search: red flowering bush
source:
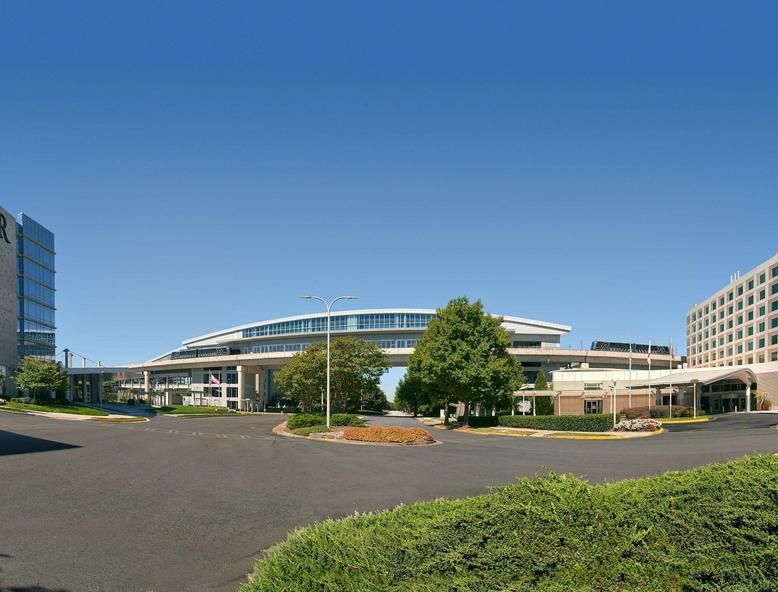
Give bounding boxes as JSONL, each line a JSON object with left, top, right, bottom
{"left": 342, "top": 426, "right": 434, "bottom": 444}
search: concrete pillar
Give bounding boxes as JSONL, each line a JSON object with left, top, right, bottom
{"left": 143, "top": 371, "right": 150, "bottom": 402}
{"left": 746, "top": 383, "right": 751, "bottom": 412}
{"left": 256, "top": 368, "right": 264, "bottom": 410}
{"left": 237, "top": 365, "right": 245, "bottom": 410}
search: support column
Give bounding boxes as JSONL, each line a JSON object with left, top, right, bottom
{"left": 143, "top": 371, "right": 150, "bottom": 403}
{"left": 237, "top": 365, "right": 245, "bottom": 410}
{"left": 746, "top": 383, "right": 751, "bottom": 412}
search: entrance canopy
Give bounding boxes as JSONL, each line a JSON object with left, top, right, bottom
{"left": 629, "top": 367, "right": 757, "bottom": 389}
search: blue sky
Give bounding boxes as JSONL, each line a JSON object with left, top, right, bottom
{"left": 2, "top": 2, "right": 777, "bottom": 395}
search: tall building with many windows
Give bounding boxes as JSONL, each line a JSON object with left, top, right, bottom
{"left": 687, "top": 251, "right": 778, "bottom": 368}
{"left": 16, "top": 214, "right": 56, "bottom": 361}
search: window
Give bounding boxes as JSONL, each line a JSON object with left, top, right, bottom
{"left": 584, "top": 399, "right": 603, "bottom": 414}
{"left": 583, "top": 383, "right": 603, "bottom": 391}
{"left": 760, "top": 273, "right": 767, "bottom": 284}
{"left": 748, "top": 279, "right": 754, "bottom": 290}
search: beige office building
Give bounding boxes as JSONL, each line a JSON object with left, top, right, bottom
{"left": 687, "top": 251, "right": 778, "bottom": 369}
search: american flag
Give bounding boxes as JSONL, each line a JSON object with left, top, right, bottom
{"left": 209, "top": 373, "right": 220, "bottom": 385}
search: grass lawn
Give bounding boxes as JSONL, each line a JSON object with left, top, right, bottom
{"left": 154, "top": 404, "right": 243, "bottom": 415}
{"left": 6, "top": 401, "right": 109, "bottom": 416}
{"left": 240, "top": 455, "right": 778, "bottom": 592}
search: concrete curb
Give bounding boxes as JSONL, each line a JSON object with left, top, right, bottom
{"left": 273, "top": 421, "right": 440, "bottom": 447}
{"left": 456, "top": 426, "right": 665, "bottom": 440}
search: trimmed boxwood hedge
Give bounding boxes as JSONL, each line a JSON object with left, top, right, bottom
{"left": 287, "top": 413, "right": 365, "bottom": 430}
{"left": 464, "top": 415, "right": 499, "bottom": 428}
{"left": 240, "top": 455, "right": 778, "bottom": 592}
{"left": 498, "top": 413, "right": 613, "bottom": 432}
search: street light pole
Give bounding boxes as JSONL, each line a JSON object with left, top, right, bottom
{"left": 300, "top": 294, "right": 359, "bottom": 428}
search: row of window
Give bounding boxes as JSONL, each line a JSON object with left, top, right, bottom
{"left": 18, "top": 300, "right": 55, "bottom": 327}
{"left": 242, "top": 313, "right": 434, "bottom": 338}
{"left": 18, "top": 214, "right": 55, "bottom": 251}
{"left": 689, "top": 315, "right": 778, "bottom": 349}
{"left": 17, "top": 237, "right": 55, "bottom": 269}
{"left": 250, "top": 338, "right": 420, "bottom": 354}
{"left": 18, "top": 278, "right": 55, "bottom": 307}
{"left": 688, "top": 290, "right": 778, "bottom": 333}
{"left": 690, "top": 350, "right": 778, "bottom": 367}
{"left": 18, "top": 258, "right": 55, "bottom": 288}
{"left": 689, "top": 265, "right": 778, "bottom": 324}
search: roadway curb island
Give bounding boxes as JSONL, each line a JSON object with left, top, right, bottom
{"left": 0, "top": 407, "right": 149, "bottom": 422}
{"left": 272, "top": 421, "right": 440, "bottom": 446}
{"left": 443, "top": 424, "right": 665, "bottom": 440}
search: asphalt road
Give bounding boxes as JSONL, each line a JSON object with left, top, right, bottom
{"left": 1, "top": 411, "right": 776, "bottom": 592}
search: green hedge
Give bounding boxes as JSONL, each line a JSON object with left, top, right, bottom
{"left": 240, "top": 455, "right": 778, "bottom": 592}
{"left": 623, "top": 405, "right": 693, "bottom": 419}
{"left": 463, "top": 415, "right": 499, "bottom": 428}
{"left": 287, "top": 413, "right": 365, "bottom": 430}
{"left": 498, "top": 413, "right": 613, "bottom": 432}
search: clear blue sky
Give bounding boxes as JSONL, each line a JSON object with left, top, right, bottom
{"left": 2, "top": 2, "right": 777, "bottom": 395}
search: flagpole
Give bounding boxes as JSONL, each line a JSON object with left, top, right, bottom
{"left": 670, "top": 337, "right": 673, "bottom": 419}
{"left": 647, "top": 340, "right": 652, "bottom": 412}
{"left": 628, "top": 343, "right": 633, "bottom": 409}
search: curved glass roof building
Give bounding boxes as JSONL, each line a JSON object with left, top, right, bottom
{"left": 121, "top": 308, "right": 671, "bottom": 411}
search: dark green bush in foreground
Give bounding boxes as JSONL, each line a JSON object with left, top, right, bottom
{"left": 463, "top": 415, "right": 498, "bottom": 428}
{"left": 499, "top": 413, "right": 613, "bottom": 432}
{"left": 240, "top": 455, "right": 778, "bottom": 592}
{"left": 287, "top": 413, "right": 365, "bottom": 430}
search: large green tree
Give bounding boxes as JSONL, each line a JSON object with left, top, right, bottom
{"left": 275, "top": 337, "right": 388, "bottom": 412}
{"left": 16, "top": 358, "right": 69, "bottom": 399}
{"left": 408, "top": 297, "right": 525, "bottom": 425}
{"left": 394, "top": 373, "right": 431, "bottom": 417}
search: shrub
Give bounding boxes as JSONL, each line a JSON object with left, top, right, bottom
{"left": 465, "top": 415, "right": 498, "bottom": 428}
{"left": 622, "top": 405, "right": 692, "bottom": 419}
{"left": 341, "top": 426, "right": 434, "bottom": 444}
{"left": 293, "top": 425, "right": 330, "bottom": 437}
{"left": 287, "top": 413, "right": 364, "bottom": 430}
{"left": 126, "top": 398, "right": 135, "bottom": 405}
{"left": 11, "top": 397, "right": 34, "bottom": 404}
{"left": 612, "top": 418, "right": 662, "bottom": 432}
{"left": 330, "top": 413, "right": 365, "bottom": 427}
{"left": 286, "top": 413, "right": 324, "bottom": 430}
{"left": 240, "top": 455, "right": 778, "bottom": 592}
{"left": 498, "top": 414, "right": 613, "bottom": 432}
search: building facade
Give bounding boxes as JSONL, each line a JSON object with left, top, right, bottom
{"left": 119, "top": 309, "right": 674, "bottom": 410}
{"left": 17, "top": 214, "right": 56, "bottom": 361}
{"left": 0, "top": 207, "right": 18, "bottom": 395}
{"left": 0, "top": 207, "right": 56, "bottom": 396}
{"left": 687, "top": 251, "right": 778, "bottom": 369}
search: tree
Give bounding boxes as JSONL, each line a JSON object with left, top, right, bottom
{"left": 394, "top": 373, "right": 430, "bottom": 417}
{"left": 275, "top": 337, "right": 388, "bottom": 413}
{"left": 16, "top": 358, "right": 69, "bottom": 399}
{"left": 532, "top": 370, "right": 554, "bottom": 415}
{"left": 360, "top": 384, "right": 389, "bottom": 412}
{"left": 408, "top": 297, "right": 525, "bottom": 426}
{"left": 274, "top": 346, "right": 325, "bottom": 412}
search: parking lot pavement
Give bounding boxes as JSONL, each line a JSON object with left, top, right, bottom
{"left": 1, "top": 411, "right": 776, "bottom": 592}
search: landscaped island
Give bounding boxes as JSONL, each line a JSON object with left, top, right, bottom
{"left": 240, "top": 455, "right": 777, "bottom": 591}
